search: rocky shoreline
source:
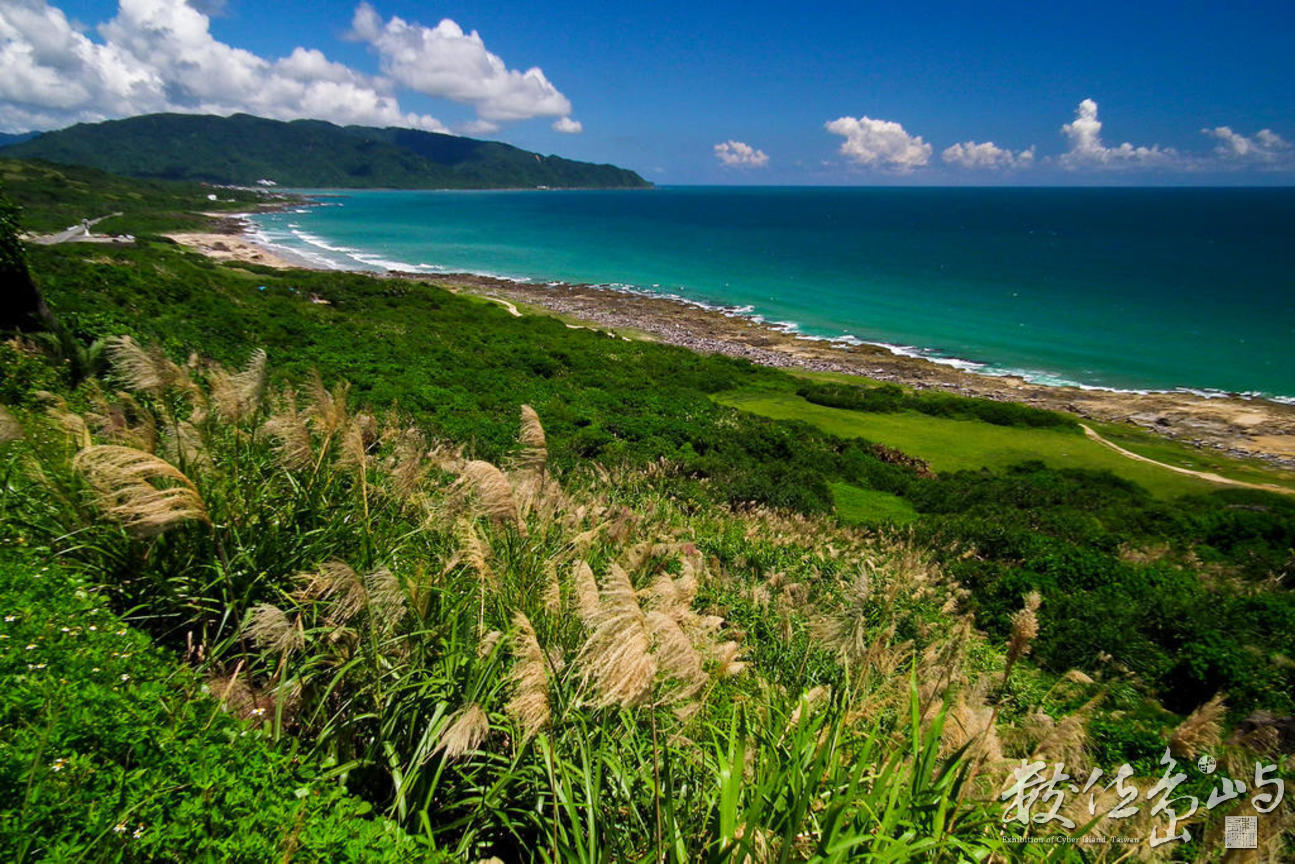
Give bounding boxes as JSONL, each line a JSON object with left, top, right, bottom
{"left": 430, "top": 275, "right": 1295, "bottom": 469}
{"left": 167, "top": 223, "right": 1295, "bottom": 470}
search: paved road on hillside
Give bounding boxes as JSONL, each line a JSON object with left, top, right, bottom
{"left": 27, "top": 212, "right": 123, "bottom": 245}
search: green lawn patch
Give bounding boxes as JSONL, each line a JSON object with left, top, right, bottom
{"left": 829, "top": 483, "right": 918, "bottom": 525}
{"left": 715, "top": 388, "right": 1215, "bottom": 498}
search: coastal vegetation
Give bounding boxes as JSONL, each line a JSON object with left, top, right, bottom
{"left": 0, "top": 157, "right": 261, "bottom": 236}
{"left": 1, "top": 165, "right": 1292, "bottom": 860}
{"left": 795, "top": 380, "right": 1080, "bottom": 431}
{"left": 716, "top": 388, "right": 1220, "bottom": 498}
{"left": 1, "top": 114, "right": 652, "bottom": 190}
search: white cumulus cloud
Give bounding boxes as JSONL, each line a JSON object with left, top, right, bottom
{"left": 0, "top": 0, "right": 448, "bottom": 133}
{"left": 941, "top": 140, "right": 1034, "bottom": 169}
{"left": 824, "top": 115, "right": 931, "bottom": 171}
{"left": 348, "top": 2, "right": 576, "bottom": 129}
{"left": 1059, "top": 98, "right": 1176, "bottom": 168}
{"left": 1201, "top": 126, "right": 1291, "bottom": 165}
{"left": 459, "top": 119, "right": 500, "bottom": 135}
{"left": 552, "top": 116, "right": 582, "bottom": 134}
{"left": 714, "top": 139, "right": 768, "bottom": 167}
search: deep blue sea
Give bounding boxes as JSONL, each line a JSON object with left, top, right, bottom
{"left": 247, "top": 187, "right": 1295, "bottom": 400}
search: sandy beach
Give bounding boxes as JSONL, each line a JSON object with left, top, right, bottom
{"left": 164, "top": 221, "right": 1295, "bottom": 468}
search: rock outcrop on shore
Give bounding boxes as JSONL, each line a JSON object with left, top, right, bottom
{"left": 159, "top": 228, "right": 1295, "bottom": 469}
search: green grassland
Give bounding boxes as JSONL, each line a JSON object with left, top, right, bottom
{"left": 715, "top": 388, "right": 1214, "bottom": 498}
{"left": 782, "top": 370, "right": 1295, "bottom": 493}
{"left": 828, "top": 483, "right": 918, "bottom": 525}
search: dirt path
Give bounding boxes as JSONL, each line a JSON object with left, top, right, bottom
{"left": 482, "top": 296, "right": 522, "bottom": 317}
{"left": 1079, "top": 424, "right": 1293, "bottom": 495}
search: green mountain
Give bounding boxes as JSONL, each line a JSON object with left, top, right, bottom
{"left": 0, "top": 113, "right": 651, "bottom": 189}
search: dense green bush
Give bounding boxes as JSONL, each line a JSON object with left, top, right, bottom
{"left": 25, "top": 241, "right": 914, "bottom": 516}
{"left": 16, "top": 237, "right": 1295, "bottom": 725}
{"left": 912, "top": 463, "right": 1295, "bottom": 714}
{"left": 0, "top": 549, "right": 437, "bottom": 862}
{"left": 796, "top": 381, "right": 1080, "bottom": 430}
{"left": 0, "top": 352, "right": 1041, "bottom": 862}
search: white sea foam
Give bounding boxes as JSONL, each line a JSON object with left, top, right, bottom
{"left": 246, "top": 228, "right": 338, "bottom": 269}
{"left": 290, "top": 229, "right": 361, "bottom": 255}
{"left": 242, "top": 208, "right": 1295, "bottom": 405}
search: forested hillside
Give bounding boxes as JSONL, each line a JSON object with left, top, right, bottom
{"left": 1, "top": 113, "right": 651, "bottom": 189}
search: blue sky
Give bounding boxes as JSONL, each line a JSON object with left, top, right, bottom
{"left": 4, "top": 0, "right": 1294, "bottom": 183}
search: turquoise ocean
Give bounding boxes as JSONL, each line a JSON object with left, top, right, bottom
{"left": 247, "top": 187, "right": 1295, "bottom": 401}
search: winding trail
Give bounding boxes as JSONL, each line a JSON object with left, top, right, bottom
{"left": 482, "top": 296, "right": 522, "bottom": 317}
{"left": 1079, "top": 424, "right": 1293, "bottom": 496}
{"left": 27, "top": 212, "right": 123, "bottom": 245}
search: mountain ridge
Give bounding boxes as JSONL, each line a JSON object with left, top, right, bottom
{"left": 0, "top": 113, "right": 651, "bottom": 190}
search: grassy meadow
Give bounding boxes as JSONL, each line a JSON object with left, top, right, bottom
{"left": 1, "top": 163, "right": 1292, "bottom": 861}
{"left": 716, "top": 388, "right": 1220, "bottom": 499}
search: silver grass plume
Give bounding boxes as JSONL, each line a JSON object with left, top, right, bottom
{"left": 477, "top": 629, "right": 503, "bottom": 658}
{"left": 646, "top": 610, "right": 705, "bottom": 700}
{"left": 295, "top": 560, "right": 367, "bottom": 625}
{"left": 456, "top": 519, "right": 497, "bottom": 589}
{"left": 573, "top": 559, "right": 599, "bottom": 624}
{"left": 85, "top": 388, "right": 156, "bottom": 451}
{"left": 506, "top": 612, "right": 550, "bottom": 739}
{"left": 385, "top": 426, "right": 428, "bottom": 501}
{"left": 672, "top": 569, "right": 698, "bottom": 609}
{"left": 1170, "top": 692, "right": 1226, "bottom": 758}
{"left": 262, "top": 391, "right": 314, "bottom": 470}
{"left": 578, "top": 563, "right": 657, "bottom": 708}
{"left": 106, "top": 336, "right": 186, "bottom": 396}
{"left": 44, "top": 396, "right": 92, "bottom": 449}
{"left": 812, "top": 572, "right": 873, "bottom": 666}
{"left": 436, "top": 702, "right": 490, "bottom": 759}
{"left": 541, "top": 562, "right": 562, "bottom": 614}
{"left": 1030, "top": 694, "right": 1101, "bottom": 769}
{"left": 210, "top": 348, "right": 268, "bottom": 423}
{"left": 517, "top": 404, "right": 547, "bottom": 473}
{"left": 305, "top": 370, "right": 350, "bottom": 435}
{"left": 364, "top": 566, "right": 406, "bottom": 630}
{"left": 787, "top": 685, "right": 831, "bottom": 730}
{"left": 73, "top": 445, "right": 209, "bottom": 537}
{"left": 168, "top": 420, "right": 208, "bottom": 469}
{"left": 0, "top": 405, "right": 23, "bottom": 442}
{"left": 712, "top": 640, "right": 747, "bottom": 677}
{"left": 457, "top": 460, "right": 522, "bottom": 530}
{"left": 243, "top": 604, "right": 303, "bottom": 656}
{"left": 340, "top": 415, "right": 376, "bottom": 472}
{"left": 1004, "top": 590, "right": 1042, "bottom": 684}
{"left": 645, "top": 572, "right": 681, "bottom": 611}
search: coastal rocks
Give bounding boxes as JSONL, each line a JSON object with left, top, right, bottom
{"left": 170, "top": 230, "right": 1295, "bottom": 470}
{"left": 458, "top": 273, "right": 1295, "bottom": 468}
{"left": 1129, "top": 412, "right": 1171, "bottom": 428}
{"left": 869, "top": 444, "right": 935, "bottom": 478}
